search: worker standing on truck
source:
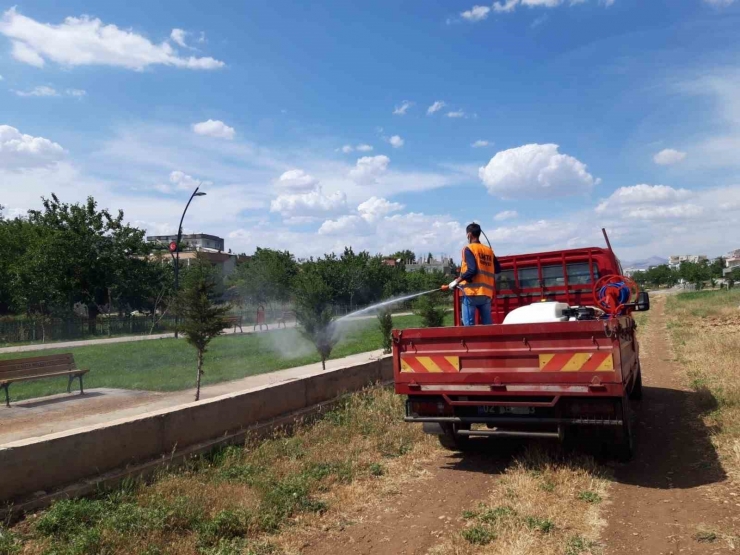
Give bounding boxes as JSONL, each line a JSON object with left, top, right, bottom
{"left": 448, "top": 223, "right": 500, "bottom": 326}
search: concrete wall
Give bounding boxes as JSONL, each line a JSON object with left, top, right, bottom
{"left": 0, "top": 357, "right": 391, "bottom": 504}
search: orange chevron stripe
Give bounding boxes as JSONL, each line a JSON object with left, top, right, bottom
{"left": 539, "top": 352, "right": 614, "bottom": 372}
{"left": 400, "top": 355, "right": 460, "bottom": 373}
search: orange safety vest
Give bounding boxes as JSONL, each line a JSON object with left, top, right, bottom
{"left": 460, "top": 242, "right": 496, "bottom": 298}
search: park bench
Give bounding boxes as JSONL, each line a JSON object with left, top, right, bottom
{"left": 0, "top": 353, "right": 88, "bottom": 407}
{"left": 276, "top": 311, "right": 295, "bottom": 329}
{"left": 224, "top": 315, "right": 244, "bottom": 333}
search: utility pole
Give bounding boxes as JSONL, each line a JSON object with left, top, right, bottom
{"left": 171, "top": 186, "right": 207, "bottom": 338}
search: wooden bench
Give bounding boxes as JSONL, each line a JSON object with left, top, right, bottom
{"left": 276, "top": 310, "right": 295, "bottom": 329}
{"left": 0, "top": 354, "right": 88, "bottom": 407}
{"left": 224, "top": 315, "right": 244, "bottom": 333}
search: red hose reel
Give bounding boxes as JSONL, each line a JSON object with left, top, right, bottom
{"left": 593, "top": 275, "right": 639, "bottom": 317}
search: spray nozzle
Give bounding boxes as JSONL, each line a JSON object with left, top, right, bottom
{"left": 440, "top": 285, "right": 450, "bottom": 291}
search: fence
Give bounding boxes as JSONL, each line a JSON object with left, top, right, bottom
{"left": 0, "top": 315, "right": 178, "bottom": 345}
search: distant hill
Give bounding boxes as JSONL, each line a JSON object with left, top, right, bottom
{"left": 622, "top": 256, "right": 668, "bottom": 270}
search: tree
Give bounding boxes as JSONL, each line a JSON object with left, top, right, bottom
{"left": 710, "top": 257, "right": 726, "bottom": 279}
{"left": 178, "top": 258, "right": 230, "bottom": 401}
{"left": 377, "top": 309, "right": 393, "bottom": 354}
{"left": 229, "top": 248, "right": 298, "bottom": 307}
{"left": 292, "top": 271, "right": 337, "bottom": 370}
{"left": 414, "top": 293, "right": 445, "bottom": 328}
{"left": 390, "top": 250, "right": 416, "bottom": 264}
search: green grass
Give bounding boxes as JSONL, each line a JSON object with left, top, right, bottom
{"left": 0, "top": 314, "right": 453, "bottom": 401}
{"left": 667, "top": 288, "right": 740, "bottom": 318}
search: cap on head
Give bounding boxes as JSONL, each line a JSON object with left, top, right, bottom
{"left": 466, "top": 223, "right": 482, "bottom": 239}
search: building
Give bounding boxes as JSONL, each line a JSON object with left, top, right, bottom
{"left": 668, "top": 254, "right": 707, "bottom": 269}
{"left": 147, "top": 234, "right": 225, "bottom": 252}
{"left": 405, "top": 256, "right": 456, "bottom": 276}
{"left": 147, "top": 234, "right": 245, "bottom": 284}
{"left": 724, "top": 249, "right": 740, "bottom": 276}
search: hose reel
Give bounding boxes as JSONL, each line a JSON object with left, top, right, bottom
{"left": 593, "top": 275, "right": 639, "bottom": 317}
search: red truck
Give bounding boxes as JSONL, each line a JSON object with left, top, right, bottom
{"left": 393, "top": 235, "right": 649, "bottom": 459}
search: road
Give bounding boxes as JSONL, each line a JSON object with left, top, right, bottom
{"left": 300, "top": 296, "right": 738, "bottom": 554}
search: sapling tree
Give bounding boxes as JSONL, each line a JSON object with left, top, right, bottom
{"left": 178, "top": 259, "right": 230, "bottom": 401}
{"left": 293, "top": 271, "right": 337, "bottom": 370}
{"left": 414, "top": 292, "right": 445, "bottom": 328}
{"left": 377, "top": 309, "right": 393, "bottom": 354}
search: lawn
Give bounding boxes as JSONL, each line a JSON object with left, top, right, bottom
{"left": 0, "top": 314, "right": 453, "bottom": 402}
{"left": 666, "top": 288, "right": 740, "bottom": 482}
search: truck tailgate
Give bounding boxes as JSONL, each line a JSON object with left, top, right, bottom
{"left": 393, "top": 318, "right": 637, "bottom": 396}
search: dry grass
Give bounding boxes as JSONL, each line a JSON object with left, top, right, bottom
{"left": 666, "top": 289, "right": 740, "bottom": 481}
{"left": 426, "top": 449, "right": 609, "bottom": 555}
{"left": 5, "top": 386, "right": 439, "bottom": 555}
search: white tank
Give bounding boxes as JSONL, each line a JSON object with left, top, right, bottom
{"left": 503, "top": 302, "right": 570, "bottom": 325}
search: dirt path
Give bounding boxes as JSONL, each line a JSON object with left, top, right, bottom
{"left": 301, "top": 452, "right": 503, "bottom": 555}
{"left": 301, "top": 296, "right": 739, "bottom": 555}
{"left": 602, "top": 295, "right": 738, "bottom": 554}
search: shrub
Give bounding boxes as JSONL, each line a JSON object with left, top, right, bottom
{"left": 377, "top": 309, "right": 393, "bottom": 354}
{"left": 413, "top": 293, "right": 445, "bottom": 328}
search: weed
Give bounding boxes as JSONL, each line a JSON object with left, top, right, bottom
{"left": 577, "top": 491, "right": 602, "bottom": 504}
{"left": 525, "top": 516, "right": 555, "bottom": 533}
{"left": 0, "top": 526, "right": 20, "bottom": 555}
{"left": 35, "top": 499, "right": 108, "bottom": 540}
{"left": 565, "top": 535, "right": 594, "bottom": 555}
{"left": 479, "top": 505, "right": 516, "bottom": 524}
{"left": 369, "top": 463, "right": 385, "bottom": 477}
{"left": 461, "top": 524, "right": 495, "bottom": 545}
{"left": 461, "top": 510, "right": 478, "bottom": 519}
{"left": 258, "top": 476, "right": 327, "bottom": 532}
{"left": 198, "top": 509, "right": 251, "bottom": 547}
{"left": 694, "top": 530, "right": 717, "bottom": 543}
{"left": 539, "top": 479, "right": 556, "bottom": 492}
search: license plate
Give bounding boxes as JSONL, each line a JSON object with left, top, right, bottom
{"left": 477, "top": 406, "right": 535, "bottom": 415}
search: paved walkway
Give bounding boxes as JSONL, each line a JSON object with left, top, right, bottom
{"left": 0, "top": 349, "right": 386, "bottom": 445}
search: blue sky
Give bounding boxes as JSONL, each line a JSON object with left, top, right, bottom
{"left": 1, "top": 0, "right": 739, "bottom": 262}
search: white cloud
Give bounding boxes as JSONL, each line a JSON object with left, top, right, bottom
{"left": 427, "top": 101, "right": 446, "bottom": 114}
{"left": 472, "top": 140, "right": 491, "bottom": 148}
{"left": 357, "top": 196, "right": 404, "bottom": 221}
{"left": 170, "top": 28, "right": 188, "bottom": 48}
{"left": 595, "top": 184, "right": 692, "bottom": 213}
{"left": 389, "top": 135, "right": 404, "bottom": 149}
{"left": 0, "top": 74, "right": 3, "bottom": 80}
{"left": 155, "top": 170, "right": 212, "bottom": 194}
{"left": 14, "top": 86, "right": 87, "bottom": 98}
{"left": 0, "top": 125, "right": 65, "bottom": 170}
{"left": 393, "top": 101, "right": 413, "bottom": 115}
{"left": 0, "top": 8, "right": 225, "bottom": 70}
{"left": 192, "top": 119, "right": 235, "bottom": 139}
{"left": 447, "top": 110, "right": 466, "bottom": 118}
{"left": 349, "top": 155, "right": 390, "bottom": 185}
{"left": 338, "top": 144, "right": 373, "bottom": 154}
{"left": 653, "top": 148, "right": 687, "bottom": 165}
{"left": 623, "top": 204, "right": 705, "bottom": 220}
{"left": 15, "top": 85, "right": 58, "bottom": 97}
{"left": 703, "top": 0, "right": 735, "bottom": 6}
{"left": 270, "top": 187, "right": 347, "bottom": 217}
{"left": 489, "top": 0, "right": 612, "bottom": 13}
{"left": 275, "top": 169, "right": 319, "bottom": 192}
{"left": 479, "top": 143, "right": 599, "bottom": 198}
{"left": 461, "top": 6, "right": 491, "bottom": 21}
{"left": 494, "top": 210, "right": 518, "bottom": 221}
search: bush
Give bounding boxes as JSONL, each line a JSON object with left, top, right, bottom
{"left": 377, "top": 309, "right": 393, "bottom": 353}
{"left": 413, "top": 293, "right": 445, "bottom": 328}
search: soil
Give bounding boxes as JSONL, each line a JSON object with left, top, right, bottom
{"left": 601, "top": 295, "right": 739, "bottom": 554}
{"left": 301, "top": 296, "right": 740, "bottom": 554}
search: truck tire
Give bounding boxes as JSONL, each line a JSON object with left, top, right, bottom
{"left": 615, "top": 399, "right": 634, "bottom": 462}
{"left": 438, "top": 423, "right": 472, "bottom": 452}
{"left": 630, "top": 365, "right": 643, "bottom": 401}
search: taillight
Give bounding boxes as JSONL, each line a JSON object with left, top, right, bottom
{"left": 409, "top": 400, "right": 453, "bottom": 417}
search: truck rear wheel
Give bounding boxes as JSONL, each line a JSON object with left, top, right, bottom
{"left": 438, "top": 423, "right": 472, "bottom": 451}
{"left": 630, "top": 365, "right": 643, "bottom": 401}
{"left": 614, "top": 400, "right": 634, "bottom": 461}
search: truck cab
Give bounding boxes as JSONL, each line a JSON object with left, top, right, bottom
{"left": 393, "top": 244, "right": 647, "bottom": 459}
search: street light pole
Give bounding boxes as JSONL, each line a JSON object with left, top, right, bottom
{"left": 172, "top": 186, "right": 207, "bottom": 338}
